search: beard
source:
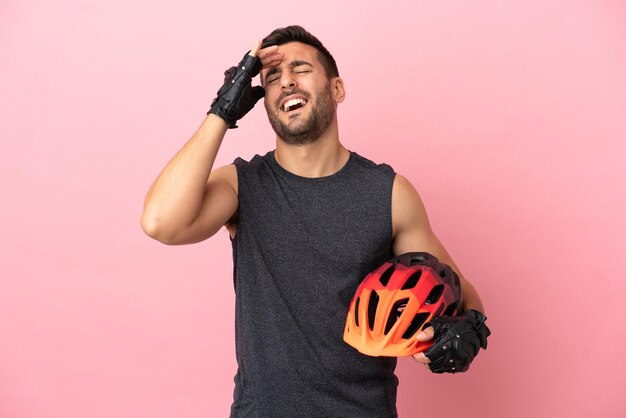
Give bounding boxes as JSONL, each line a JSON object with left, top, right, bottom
{"left": 265, "top": 85, "right": 335, "bottom": 146}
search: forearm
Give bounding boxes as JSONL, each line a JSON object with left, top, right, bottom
{"left": 459, "top": 276, "right": 484, "bottom": 313}
{"left": 409, "top": 235, "right": 485, "bottom": 314}
{"left": 141, "top": 114, "right": 228, "bottom": 237}
{"left": 434, "top": 254, "right": 484, "bottom": 314}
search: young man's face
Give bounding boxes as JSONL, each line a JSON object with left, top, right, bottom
{"left": 261, "top": 42, "right": 338, "bottom": 145}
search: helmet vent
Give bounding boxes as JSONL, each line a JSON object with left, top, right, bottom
{"left": 425, "top": 284, "right": 445, "bottom": 304}
{"left": 384, "top": 298, "right": 409, "bottom": 335}
{"left": 354, "top": 297, "right": 361, "bottom": 327}
{"left": 379, "top": 265, "right": 395, "bottom": 286}
{"left": 439, "top": 268, "right": 447, "bottom": 278}
{"left": 401, "top": 270, "right": 422, "bottom": 290}
{"left": 401, "top": 312, "right": 430, "bottom": 339}
{"left": 433, "top": 303, "right": 445, "bottom": 318}
{"left": 410, "top": 254, "right": 428, "bottom": 265}
{"left": 367, "top": 291, "right": 380, "bottom": 331}
{"left": 443, "top": 301, "right": 458, "bottom": 316}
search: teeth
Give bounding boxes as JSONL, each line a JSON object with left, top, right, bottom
{"left": 283, "top": 98, "right": 307, "bottom": 112}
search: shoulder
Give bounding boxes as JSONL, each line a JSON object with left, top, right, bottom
{"left": 347, "top": 152, "right": 396, "bottom": 194}
{"left": 390, "top": 172, "right": 445, "bottom": 256}
{"left": 231, "top": 151, "right": 274, "bottom": 177}
{"left": 350, "top": 151, "right": 396, "bottom": 176}
{"left": 210, "top": 149, "right": 277, "bottom": 196}
{"left": 392, "top": 173, "right": 419, "bottom": 198}
{"left": 224, "top": 151, "right": 276, "bottom": 199}
{"left": 392, "top": 173, "right": 430, "bottom": 234}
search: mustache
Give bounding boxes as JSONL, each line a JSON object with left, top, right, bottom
{"left": 275, "top": 89, "right": 310, "bottom": 108}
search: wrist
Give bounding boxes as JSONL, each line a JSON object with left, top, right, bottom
{"left": 464, "top": 308, "right": 484, "bottom": 315}
{"left": 205, "top": 107, "right": 237, "bottom": 130}
{"left": 204, "top": 113, "right": 230, "bottom": 130}
{"left": 465, "top": 309, "right": 490, "bottom": 350}
{"left": 465, "top": 309, "right": 487, "bottom": 323}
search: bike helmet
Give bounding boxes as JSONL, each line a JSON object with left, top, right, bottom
{"left": 343, "top": 252, "right": 462, "bottom": 357}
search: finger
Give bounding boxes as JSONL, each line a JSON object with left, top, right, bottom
{"left": 412, "top": 352, "right": 432, "bottom": 364}
{"left": 260, "top": 54, "right": 281, "bottom": 64}
{"left": 258, "top": 46, "right": 284, "bottom": 68}
{"left": 249, "top": 41, "right": 262, "bottom": 57}
{"left": 262, "top": 58, "right": 283, "bottom": 70}
{"left": 416, "top": 327, "right": 435, "bottom": 342}
{"left": 260, "top": 54, "right": 283, "bottom": 68}
{"left": 257, "top": 44, "right": 278, "bottom": 59}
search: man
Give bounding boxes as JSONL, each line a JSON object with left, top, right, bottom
{"left": 142, "top": 25, "right": 489, "bottom": 418}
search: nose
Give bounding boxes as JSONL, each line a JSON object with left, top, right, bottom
{"left": 280, "top": 72, "right": 297, "bottom": 90}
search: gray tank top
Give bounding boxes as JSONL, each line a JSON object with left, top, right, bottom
{"left": 230, "top": 150, "right": 398, "bottom": 418}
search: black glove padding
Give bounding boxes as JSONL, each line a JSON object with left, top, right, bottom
{"left": 424, "top": 309, "right": 491, "bottom": 374}
{"left": 208, "top": 53, "right": 264, "bottom": 128}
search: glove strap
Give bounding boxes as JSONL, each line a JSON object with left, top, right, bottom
{"left": 465, "top": 309, "right": 490, "bottom": 349}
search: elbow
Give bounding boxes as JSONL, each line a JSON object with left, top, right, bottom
{"left": 140, "top": 213, "right": 177, "bottom": 245}
{"left": 140, "top": 214, "right": 158, "bottom": 238}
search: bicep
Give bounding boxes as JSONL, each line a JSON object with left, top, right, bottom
{"left": 391, "top": 174, "right": 461, "bottom": 274}
{"left": 391, "top": 174, "right": 485, "bottom": 311}
{"left": 169, "top": 164, "right": 238, "bottom": 245}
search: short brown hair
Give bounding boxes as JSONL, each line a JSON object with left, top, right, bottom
{"left": 261, "top": 25, "right": 339, "bottom": 78}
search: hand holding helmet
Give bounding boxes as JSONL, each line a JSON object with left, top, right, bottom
{"left": 343, "top": 252, "right": 462, "bottom": 357}
{"left": 344, "top": 251, "right": 490, "bottom": 373}
{"left": 417, "top": 309, "right": 491, "bottom": 373}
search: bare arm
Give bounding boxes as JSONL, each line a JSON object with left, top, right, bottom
{"left": 392, "top": 175, "right": 489, "bottom": 366}
{"left": 140, "top": 114, "right": 236, "bottom": 244}
{"left": 140, "top": 43, "right": 284, "bottom": 245}
{"left": 391, "top": 174, "right": 484, "bottom": 313}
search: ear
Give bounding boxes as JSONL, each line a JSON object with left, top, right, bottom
{"left": 331, "top": 77, "right": 345, "bottom": 103}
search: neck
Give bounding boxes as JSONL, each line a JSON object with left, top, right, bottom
{"left": 274, "top": 121, "right": 349, "bottom": 178}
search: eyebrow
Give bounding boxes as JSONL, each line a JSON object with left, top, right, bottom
{"left": 265, "top": 60, "right": 313, "bottom": 79}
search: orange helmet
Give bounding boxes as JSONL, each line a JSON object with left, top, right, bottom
{"left": 343, "top": 252, "right": 462, "bottom": 357}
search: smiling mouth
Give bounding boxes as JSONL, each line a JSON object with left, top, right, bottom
{"left": 282, "top": 98, "right": 308, "bottom": 113}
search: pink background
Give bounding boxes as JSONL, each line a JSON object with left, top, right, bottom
{"left": 1, "top": 1, "right": 625, "bottom": 417}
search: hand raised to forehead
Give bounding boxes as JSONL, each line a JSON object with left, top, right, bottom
{"left": 249, "top": 41, "right": 284, "bottom": 70}
{"left": 207, "top": 42, "right": 271, "bottom": 128}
